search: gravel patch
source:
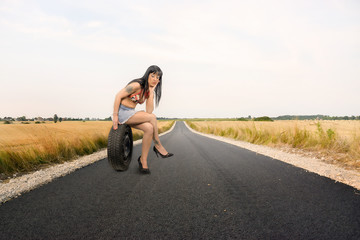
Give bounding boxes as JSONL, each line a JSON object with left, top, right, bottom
{"left": 184, "top": 122, "right": 360, "bottom": 191}
{"left": 0, "top": 122, "right": 177, "bottom": 204}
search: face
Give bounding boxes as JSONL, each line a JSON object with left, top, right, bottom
{"left": 148, "top": 72, "right": 161, "bottom": 87}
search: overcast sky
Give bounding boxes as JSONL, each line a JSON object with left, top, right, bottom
{"left": 1, "top": 0, "right": 359, "bottom": 119}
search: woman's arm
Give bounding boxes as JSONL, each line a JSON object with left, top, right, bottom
{"left": 145, "top": 82, "right": 159, "bottom": 114}
{"left": 145, "top": 91, "right": 155, "bottom": 114}
{"left": 112, "top": 82, "right": 140, "bottom": 129}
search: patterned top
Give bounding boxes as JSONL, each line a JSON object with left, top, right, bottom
{"left": 129, "top": 89, "right": 149, "bottom": 104}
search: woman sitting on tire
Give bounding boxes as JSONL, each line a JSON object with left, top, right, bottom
{"left": 112, "top": 65, "right": 173, "bottom": 174}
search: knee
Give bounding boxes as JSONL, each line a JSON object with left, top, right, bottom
{"left": 149, "top": 113, "right": 157, "bottom": 122}
{"left": 143, "top": 123, "right": 154, "bottom": 135}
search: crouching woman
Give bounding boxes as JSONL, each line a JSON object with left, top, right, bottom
{"left": 112, "top": 65, "right": 173, "bottom": 174}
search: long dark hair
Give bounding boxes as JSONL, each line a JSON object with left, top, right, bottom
{"left": 128, "top": 65, "right": 163, "bottom": 107}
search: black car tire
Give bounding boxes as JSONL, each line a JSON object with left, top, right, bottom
{"left": 107, "top": 124, "right": 133, "bottom": 171}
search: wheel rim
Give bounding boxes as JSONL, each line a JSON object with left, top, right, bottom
{"left": 123, "top": 133, "right": 131, "bottom": 159}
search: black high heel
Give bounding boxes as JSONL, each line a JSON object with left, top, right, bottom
{"left": 138, "top": 156, "right": 150, "bottom": 174}
{"left": 153, "top": 146, "right": 174, "bottom": 158}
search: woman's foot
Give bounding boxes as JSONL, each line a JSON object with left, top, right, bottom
{"left": 138, "top": 156, "right": 150, "bottom": 174}
{"left": 154, "top": 145, "right": 168, "bottom": 156}
{"left": 138, "top": 156, "right": 149, "bottom": 168}
{"left": 153, "top": 146, "right": 174, "bottom": 158}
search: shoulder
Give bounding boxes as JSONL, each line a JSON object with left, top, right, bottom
{"left": 125, "top": 82, "right": 141, "bottom": 94}
{"left": 127, "top": 81, "right": 141, "bottom": 89}
{"left": 128, "top": 79, "right": 144, "bottom": 88}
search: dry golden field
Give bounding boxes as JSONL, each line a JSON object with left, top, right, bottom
{"left": 0, "top": 121, "right": 174, "bottom": 176}
{"left": 187, "top": 120, "right": 360, "bottom": 170}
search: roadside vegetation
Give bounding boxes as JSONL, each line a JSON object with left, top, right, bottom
{"left": 0, "top": 121, "right": 174, "bottom": 177}
{"left": 187, "top": 120, "right": 360, "bottom": 170}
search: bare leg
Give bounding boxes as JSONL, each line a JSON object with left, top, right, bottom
{"left": 129, "top": 122, "right": 153, "bottom": 169}
{"left": 126, "top": 112, "right": 169, "bottom": 155}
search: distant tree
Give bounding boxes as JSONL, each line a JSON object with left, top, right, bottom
{"left": 54, "top": 114, "right": 58, "bottom": 123}
{"left": 17, "top": 116, "right": 27, "bottom": 121}
{"left": 236, "top": 117, "right": 248, "bottom": 121}
{"left": 254, "top": 116, "right": 274, "bottom": 122}
{"left": 59, "top": 117, "right": 62, "bottom": 122}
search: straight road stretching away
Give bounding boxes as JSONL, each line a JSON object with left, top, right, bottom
{"left": 1, "top": 121, "right": 359, "bottom": 239}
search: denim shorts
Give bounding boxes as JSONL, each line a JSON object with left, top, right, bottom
{"left": 118, "top": 105, "right": 136, "bottom": 124}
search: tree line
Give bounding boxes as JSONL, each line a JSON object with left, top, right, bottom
{"left": 1, "top": 115, "right": 112, "bottom": 123}
{"left": 2, "top": 114, "right": 359, "bottom": 123}
{"left": 272, "top": 115, "right": 360, "bottom": 120}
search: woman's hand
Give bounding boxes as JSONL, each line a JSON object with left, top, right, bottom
{"left": 112, "top": 115, "right": 121, "bottom": 130}
{"left": 149, "top": 81, "right": 159, "bottom": 93}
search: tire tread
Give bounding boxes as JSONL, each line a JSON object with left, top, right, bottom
{"left": 107, "top": 124, "right": 133, "bottom": 171}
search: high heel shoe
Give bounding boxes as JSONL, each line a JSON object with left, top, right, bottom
{"left": 138, "top": 156, "right": 150, "bottom": 174}
{"left": 153, "top": 146, "right": 174, "bottom": 158}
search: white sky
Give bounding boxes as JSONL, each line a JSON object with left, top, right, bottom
{"left": 1, "top": 0, "right": 359, "bottom": 119}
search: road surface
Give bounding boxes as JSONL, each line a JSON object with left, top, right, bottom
{"left": 1, "top": 121, "right": 359, "bottom": 239}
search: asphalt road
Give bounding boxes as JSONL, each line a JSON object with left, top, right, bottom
{"left": 1, "top": 121, "right": 360, "bottom": 239}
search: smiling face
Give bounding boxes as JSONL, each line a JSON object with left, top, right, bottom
{"left": 148, "top": 72, "right": 161, "bottom": 87}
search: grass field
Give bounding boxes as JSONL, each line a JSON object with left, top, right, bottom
{"left": 187, "top": 120, "right": 360, "bottom": 170}
{"left": 0, "top": 121, "right": 174, "bottom": 176}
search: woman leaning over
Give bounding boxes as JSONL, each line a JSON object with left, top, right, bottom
{"left": 112, "top": 65, "right": 173, "bottom": 174}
